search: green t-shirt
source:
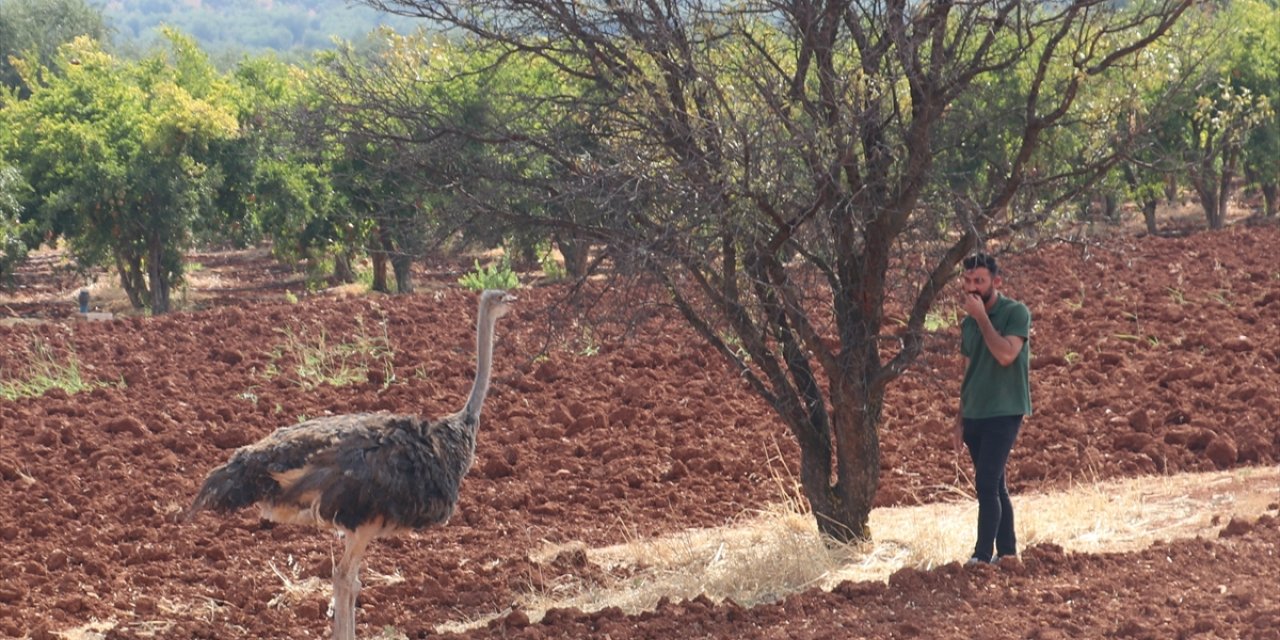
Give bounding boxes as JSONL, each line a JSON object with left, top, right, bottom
{"left": 960, "top": 294, "right": 1032, "bottom": 419}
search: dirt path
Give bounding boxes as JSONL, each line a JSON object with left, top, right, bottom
{"left": 2, "top": 225, "right": 1280, "bottom": 639}
{"left": 421, "top": 466, "right": 1280, "bottom": 635}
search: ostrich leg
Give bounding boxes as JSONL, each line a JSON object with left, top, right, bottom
{"left": 333, "top": 526, "right": 376, "bottom": 640}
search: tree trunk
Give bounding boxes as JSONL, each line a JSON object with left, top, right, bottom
{"left": 790, "top": 368, "right": 883, "bottom": 544}
{"left": 370, "top": 224, "right": 391, "bottom": 293}
{"left": 115, "top": 254, "right": 146, "bottom": 310}
{"left": 148, "top": 237, "right": 170, "bottom": 315}
{"left": 391, "top": 253, "right": 414, "bottom": 294}
{"left": 1164, "top": 175, "right": 1179, "bottom": 205}
{"left": 513, "top": 239, "right": 540, "bottom": 271}
{"left": 332, "top": 252, "right": 356, "bottom": 283}
{"left": 371, "top": 250, "right": 388, "bottom": 292}
{"left": 1120, "top": 164, "right": 1159, "bottom": 234}
{"left": 1103, "top": 193, "right": 1119, "bottom": 222}
{"left": 1196, "top": 184, "right": 1222, "bottom": 229}
{"left": 1142, "top": 198, "right": 1159, "bottom": 234}
{"left": 1214, "top": 154, "right": 1237, "bottom": 229}
{"left": 1198, "top": 147, "right": 1242, "bottom": 230}
{"left": 824, "top": 396, "right": 882, "bottom": 542}
{"left": 1261, "top": 183, "right": 1278, "bottom": 218}
{"left": 555, "top": 233, "right": 591, "bottom": 278}
{"left": 1191, "top": 165, "right": 1227, "bottom": 230}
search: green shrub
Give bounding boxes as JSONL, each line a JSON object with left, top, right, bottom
{"left": 263, "top": 317, "right": 396, "bottom": 389}
{"left": 458, "top": 257, "right": 519, "bottom": 291}
{"left": 539, "top": 242, "right": 567, "bottom": 282}
{"left": 0, "top": 338, "right": 106, "bottom": 400}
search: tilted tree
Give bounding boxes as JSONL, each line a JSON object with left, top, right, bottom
{"left": 361, "top": 0, "right": 1192, "bottom": 541}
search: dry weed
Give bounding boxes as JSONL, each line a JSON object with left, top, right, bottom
{"left": 436, "top": 465, "right": 1280, "bottom": 634}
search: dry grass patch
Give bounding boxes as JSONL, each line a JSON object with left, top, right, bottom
{"left": 268, "top": 556, "right": 330, "bottom": 610}
{"left": 437, "top": 466, "right": 1280, "bottom": 634}
{"left": 155, "top": 595, "right": 229, "bottom": 624}
{"left": 55, "top": 619, "right": 116, "bottom": 640}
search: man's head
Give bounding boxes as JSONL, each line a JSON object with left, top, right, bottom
{"left": 962, "top": 253, "right": 1000, "bottom": 305}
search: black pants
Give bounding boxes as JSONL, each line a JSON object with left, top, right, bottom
{"left": 962, "top": 414, "right": 1023, "bottom": 562}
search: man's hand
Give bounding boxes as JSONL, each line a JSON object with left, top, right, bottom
{"left": 961, "top": 292, "right": 1024, "bottom": 367}
{"left": 961, "top": 292, "right": 986, "bottom": 319}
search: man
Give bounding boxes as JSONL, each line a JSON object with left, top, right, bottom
{"left": 955, "top": 252, "right": 1032, "bottom": 565}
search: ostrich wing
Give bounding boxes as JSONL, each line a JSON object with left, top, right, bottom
{"left": 273, "top": 415, "right": 469, "bottom": 531}
{"left": 189, "top": 412, "right": 466, "bottom": 530}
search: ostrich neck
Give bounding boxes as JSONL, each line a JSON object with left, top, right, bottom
{"left": 462, "top": 306, "right": 497, "bottom": 423}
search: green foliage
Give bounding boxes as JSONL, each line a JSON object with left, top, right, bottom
{"left": 1113, "top": 2, "right": 1278, "bottom": 229}
{"left": 0, "top": 337, "right": 106, "bottom": 400}
{"left": 1188, "top": 80, "right": 1272, "bottom": 226}
{"left": 263, "top": 317, "right": 396, "bottom": 389}
{"left": 0, "top": 0, "right": 109, "bottom": 93}
{"left": 0, "top": 31, "right": 242, "bottom": 313}
{"left": 538, "top": 242, "right": 567, "bottom": 282}
{"left": 1230, "top": 0, "right": 1280, "bottom": 209}
{"left": 923, "top": 309, "right": 959, "bottom": 332}
{"left": 457, "top": 257, "right": 519, "bottom": 291}
{"left": 0, "top": 165, "right": 35, "bottom": 280}
{"left": 226, "top": 54, "right": 347, "bottom": 261}
{"left": 305, "top": 32, "right": 517, "bottom": 294}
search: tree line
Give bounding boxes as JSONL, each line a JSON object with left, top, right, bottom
{"left": 2, "top": 0, "right": 1278, "bottom": 541}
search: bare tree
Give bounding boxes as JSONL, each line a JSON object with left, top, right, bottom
{"left": 358, "top": 0, "right": 1192, "bottom": 541}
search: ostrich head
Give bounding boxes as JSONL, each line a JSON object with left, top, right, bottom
{"left": 482, "top": 289, "right": 517, "bottom": 319}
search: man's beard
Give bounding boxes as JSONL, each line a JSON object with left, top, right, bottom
{"left": 969, "top": 287, "right": 994, "bottom": 304}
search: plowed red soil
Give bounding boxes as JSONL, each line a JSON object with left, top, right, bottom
{"left": 3, "top": 225, "right": 1280, "bottom": 639}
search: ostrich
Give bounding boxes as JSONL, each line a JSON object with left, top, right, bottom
{"left": 187, "top": 289, "right": 516, "bottom": 640}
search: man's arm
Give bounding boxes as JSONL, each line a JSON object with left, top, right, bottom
{"left": 960, "top": 293, "right": 1025, "bottom": 367}
{"left": 970, "top": 311, "right": 1025, "bottom": 367}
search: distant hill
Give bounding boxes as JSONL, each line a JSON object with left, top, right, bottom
{"left": 101, "top": 0, "right": 424, "bottom": 59}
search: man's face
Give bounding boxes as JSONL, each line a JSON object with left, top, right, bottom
{"left": 963, "top": 268, "right": 998, "bottom": 305}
